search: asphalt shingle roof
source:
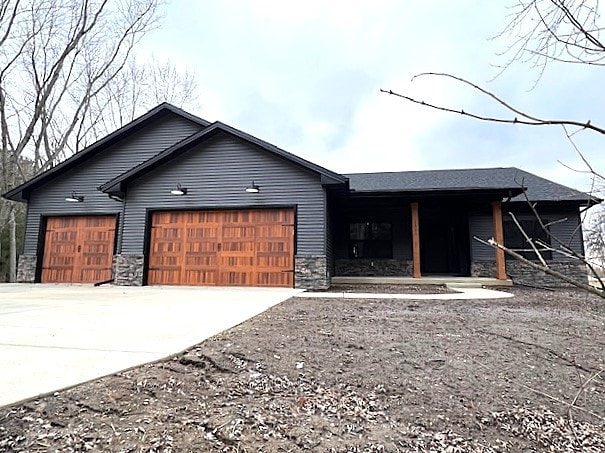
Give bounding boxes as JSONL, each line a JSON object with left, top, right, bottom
{"left": 345, "top": 167, "right": 596, "bottom": 203}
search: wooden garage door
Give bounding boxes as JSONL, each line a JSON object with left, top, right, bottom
{"left": 148, "top": 209, "right": 294, "bottom": 287}
{"left": 42, "top": 216, "right": 117, "bottom": 283}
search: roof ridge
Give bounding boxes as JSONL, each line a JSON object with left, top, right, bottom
{"left": 344, "top": 166, "right": 516, "bottom": 176}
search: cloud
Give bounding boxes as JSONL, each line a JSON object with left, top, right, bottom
{"left": 138, "top": 1, "right": 602, "bottom": 194}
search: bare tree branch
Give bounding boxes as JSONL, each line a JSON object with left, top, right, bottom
{"left": 380, "top": 73, "right": 605, "bottom": 135}
{"left": 475, "top": 236, "right": 604, "bottom": 298}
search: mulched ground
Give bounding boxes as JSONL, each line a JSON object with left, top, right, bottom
{"left": 0, "top": 287, "right": 604, "bottom": 452}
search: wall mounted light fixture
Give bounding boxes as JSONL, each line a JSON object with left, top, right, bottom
{"left": 65, "top": 192, "right": 84, "bottom": 202}
{"left": 170, "top": 184, "right": 187, "bottom": 196}
{"left": 245, "top": 181, "right": 260, "bottom": 193}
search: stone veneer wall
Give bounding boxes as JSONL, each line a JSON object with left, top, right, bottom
{"left": 113, "top": 254, "right": 144, "bottom": 286}
{"left": 472, "top": 260, "right": 587, "bottom": 287}
{"left": 295, "top": 255, "right": 328, "bottom": 290}
{"left": 470, "top": 261, "right": 497, "bottom": 279}
{"left": 506, "top": 261, "right": 587, "bottom": 287}
{"left": 335, "top": 259, "right": 413, "bottom": 277}
{"left": 16, "top": 255, "right": 37, "bottom": 282}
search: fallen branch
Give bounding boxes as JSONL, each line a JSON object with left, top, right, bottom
{"left": 568, "top": 370, "right": 604, "bottom": 420}
{"left": 477, "top": 329, "right": 597, "bottom": 373}
{"left": 472, "top": 359, "right": 605, "bottom": 421}
{"left": 474, "top": 236, "right": 605, "bottom": 299}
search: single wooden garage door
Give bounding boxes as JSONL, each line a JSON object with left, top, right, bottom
{"left": 41, "top": 216, "right": 117, "bottom": 283}
{"left": 148, "top": 209, "right": 294, "bottom": 287}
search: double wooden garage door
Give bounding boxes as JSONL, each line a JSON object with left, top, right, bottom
{"left": 42, "top": 216, "right": 116, "bottom": 283}
{"left": 148, "top": 208, "right": 295, "bottom": 287}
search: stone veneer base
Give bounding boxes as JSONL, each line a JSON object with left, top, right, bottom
{"left": 113, "top": 254, "right": 145, "bottom": 286}
{"left": 472, "top": 260, "right": 587, "bottom": 287}
{"left": 335, "top": 259, "right": 413, "bottom": 277}
{"left": 16, "top": 255, "right": 37, "bottom": 283}
{"left": 295, "top": 255, "right": 329, "bottom": 290}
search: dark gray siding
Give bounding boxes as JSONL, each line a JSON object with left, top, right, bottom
{"left": 508, "top": 210, "right": 583, "bottom": 262}
{"left": 23, "top": 114, "right": 202, "bottom": 254}
{"left": 120, "top": 133, "right": 327, "bottom": 255}
{"left": 469, "top": 206, "right": 584, "bottom": 263}
{"left": 469, "top": 214, "right": 494, "bottom": 261}
{"left": 550, "top": 212, "right": 584, "bottom": 259}
{"left": 325, "top": 197, "right": 333, "bottom": 276}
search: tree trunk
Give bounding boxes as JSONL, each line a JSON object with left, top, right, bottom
{"left": 9, "top": 207, "right": 16, "bottom": 282}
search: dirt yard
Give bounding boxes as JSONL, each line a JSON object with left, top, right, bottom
{"left": 0, "top": 287, "right": 604, "bottom": 452}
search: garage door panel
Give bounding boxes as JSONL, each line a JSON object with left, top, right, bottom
{"left": 148, "top": 269, "right": 182, "bottom": 285}
{"left": 257, "top": 254, "right": 291, "bottom": 268}
{"left": 42, "top": 268, "right": 75, "bottom": 283}
{"left": 220, "top": 270, "right": 252, "bottom": 286}
{"left": 148, "top": 208, "right": 294, "bottom": 287}
{"left": 183, "top": 270, "right": 218, "bottom": 285}
{"left": 80, "top": 268, "right": 110, "bottom": 283}
{"left": 256, "top": 271, "right": 292, "bottom": 287}
{"left": 220, "top": 255, "right": 254, "bottom": 267}
{"left": 184, "top": 253, "right": 218, "bottom": 266}
{"left": 42, "top": 215, "right": 116, "bottom": 284}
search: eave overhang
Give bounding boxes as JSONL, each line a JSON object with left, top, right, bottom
{"left": 347, "top": 186, "right": 525, "bottom": 200}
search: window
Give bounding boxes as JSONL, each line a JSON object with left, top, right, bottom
{"left": 503, "top": 219, "right": 552, "bottom": 260}
{"left": 349, "top": 222, "right": 392, "bottom": 258}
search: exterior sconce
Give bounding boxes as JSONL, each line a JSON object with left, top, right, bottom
{"left": 65, "top": 192, "right": 84, "bottom": 202}
{"left": 170, "top": 184, "right": 187, "bottom": 196}
{"left": 245, "top": 181, "right": 260, "bottom": 193}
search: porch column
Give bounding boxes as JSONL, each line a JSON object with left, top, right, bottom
{"left": 411, "top": 202, "right": 421, "bottom": 278}
{"left": 491, "top": 200, "right": 507, "bottom": 280}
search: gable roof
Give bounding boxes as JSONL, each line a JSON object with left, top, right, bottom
{"left": 2, "top": 103, "right": 210, "bottom": 202}
{"left": 346, "top": 167, "right": 599, "bottom": 204}
{"left": 99, "top": 121, "right": 347, "bottom": 195}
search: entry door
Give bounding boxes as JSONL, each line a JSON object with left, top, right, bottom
{"left": 148, "top": 209, "right": 294, "bottom": 287}
{"left": 420, "top": 206, "right": 470, "bottom": 276}
{"left": 42, "top": 216, "right": 117, "bottom": 283}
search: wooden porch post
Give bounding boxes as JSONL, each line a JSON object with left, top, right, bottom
{"left": 491, "top": 200, "right": 507, "bottom": 280}
{"left": 411, "top": 202, "right": 421, "bottom": 278}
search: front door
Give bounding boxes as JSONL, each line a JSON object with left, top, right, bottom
{"left": 420, "top": 205, "right": 470, "bottom": 276}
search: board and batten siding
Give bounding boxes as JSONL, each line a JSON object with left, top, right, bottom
{"left": 469, "top": 207, "right": 584, "bottom": 263}
{"left": 22, "top": 114, "right": 203, "bottom": 255}
{"left": 120, "top": 133, "right": 328, "bottom": 256}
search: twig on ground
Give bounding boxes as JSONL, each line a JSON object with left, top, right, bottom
{"left": 567, "top": 370, "right": 604, "bottom": 420}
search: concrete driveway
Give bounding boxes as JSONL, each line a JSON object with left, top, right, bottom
{"left": 0, "top": 284, "right": 302, "bottom": 407}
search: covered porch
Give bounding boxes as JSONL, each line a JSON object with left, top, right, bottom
{"left": 328, "top": 189, "right": 517, "bottom": 282}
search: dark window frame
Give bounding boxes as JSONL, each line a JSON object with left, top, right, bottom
{"left": 503, "top": 218, "right": 552, "bottom": 261}
{"left": 349, "top": 221, "right": 393, "bottom": 259}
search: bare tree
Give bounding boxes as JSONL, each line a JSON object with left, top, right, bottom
{"left": 585, "top": 205, "right": 605, "bottom": 278}
{"left": 0, "top": 0, "right": 163, "bottom": 282}
{"left": 89, "top": 56, "right": 200, "bottom": 137}
{"left": 496, "top": 0, "right": 605, "bottom": 83}
{"left": 381, "top": 0, "right": 605, "bottom": 295}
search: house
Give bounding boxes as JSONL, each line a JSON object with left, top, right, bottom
{"left": 3, "top": 103, "right": 598, "bottom": 289}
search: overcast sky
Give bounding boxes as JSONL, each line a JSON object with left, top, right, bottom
{"left": 139, "top": 0, "right": 605, "bottom": 193}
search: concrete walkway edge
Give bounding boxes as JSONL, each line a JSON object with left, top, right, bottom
{"left": 297, "top": 285, "right": 514, "bottom": 300}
